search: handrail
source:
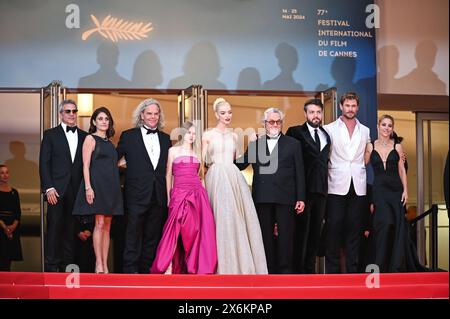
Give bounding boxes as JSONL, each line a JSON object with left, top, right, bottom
{"left": 410, "top": 204, "right": 438, "bottom": 226}
{"left": 409, "top": 204, "right": 439, "bottom": 269}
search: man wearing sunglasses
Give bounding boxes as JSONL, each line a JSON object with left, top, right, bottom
{"left": 236, "top": 108, "right": 305, "bottom": 274}
{"left": 39, "top": 99, "right": 87, "bottom": 272}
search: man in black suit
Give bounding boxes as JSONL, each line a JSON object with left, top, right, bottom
{"left": 236, "top": 108, "right": 305, "bottom": 274}
{"left": 117, "top": 98, "right": 171, "bottom": 274}
{"left": 286, "top": 99, "right": 331, "bottom": 273}
{"left": 39, "top": 99, "right": 87, "bottom": 272}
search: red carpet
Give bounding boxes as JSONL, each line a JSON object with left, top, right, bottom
{"left": 0, "top": 272, "right": 447, "bottom": 299}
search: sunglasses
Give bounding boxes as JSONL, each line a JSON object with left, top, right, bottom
{"left": 63, "top": 109, "right": 78, "bottom": 114}
{"left": 265, "top": 120, "right": 282, "bottom": 125}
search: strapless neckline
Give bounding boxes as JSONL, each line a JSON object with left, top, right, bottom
{"left": 173, "top": 155, "right": 200, "bottom": 163}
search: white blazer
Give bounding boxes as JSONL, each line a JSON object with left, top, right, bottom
{"left": 324, "top": 118, "right": 370, "bottom": 196}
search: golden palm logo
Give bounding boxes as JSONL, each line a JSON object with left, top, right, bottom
{"left": 82, "top": 15, "right": 153, "bottom": 42}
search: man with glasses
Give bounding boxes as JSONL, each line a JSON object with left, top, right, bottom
{"left": 236, "top": 108, "right": 305, "bottom": 274}
{"left": 39, "top": 99, "right": 87, "bottom": 272}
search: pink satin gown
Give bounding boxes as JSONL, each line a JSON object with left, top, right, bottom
{"left": 150, "top": 156, "right": 217, "bottom": 274}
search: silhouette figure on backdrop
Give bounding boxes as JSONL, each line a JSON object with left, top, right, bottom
{"left": 78, "top": 42, "right": 131, "bottom": 88}
{"left": 236, "top": 67, "right": 262, "bottom": 90}
{"left": 377, "top": 45, "right": 403, "bottom": 93}
{"left": 397, "top": 40, "right": 447, "bottom": 95}
{"left": 168, "top": 42, "right": 226, "bottom": 89}
{"left": 131, "top": 50, "right": 163, "bottom": 89}
{"left": 4, "top": 141, "right": 39, "bottom": 190}
{"left": 263, "top": 43, "right": 303, "bottom": 91}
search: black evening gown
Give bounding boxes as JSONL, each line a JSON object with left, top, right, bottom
{"left": 370, "top": 141, "right": 426, "bottom": 272}
{"left": 73, "top": 135, "right": 124, "bottom": 216}
{"left": 0, "top": 188, "right": 23, "bottom": 261}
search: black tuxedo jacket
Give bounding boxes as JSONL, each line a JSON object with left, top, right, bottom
{"left": 235, "top": 134, "right": 305, "bottom": 205}
{"left": 39, "top": 124, "right": 87, "bottom": 198}
{"left": 116, "top": 127, "right": 171, "bottom": 206}
{"left": 286, "top": 123, "right": 330, "bottom": 195}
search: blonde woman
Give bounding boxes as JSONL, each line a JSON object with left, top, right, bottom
{"left": 202, "top": 98, "right": 267, "bottom": 274}
{"left": 151, "top": 121, "right": 217, "bottom": 274}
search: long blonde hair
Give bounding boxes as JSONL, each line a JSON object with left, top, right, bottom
{"left": 179, "top": 121, "right": 205, "bottom": 180}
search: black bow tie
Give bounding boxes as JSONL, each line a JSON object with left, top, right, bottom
{"left": 145, "top": 127, "right": 158, "bottom": 135}
{"left": 266, "top": 134, "right": 280, "bottom": 140}
{"left": 66, "top": 126, "right": 77, "bottom": 133}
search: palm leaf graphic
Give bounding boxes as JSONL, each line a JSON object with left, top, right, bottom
{"left": 82, "top": 14, "right": 153, "bottom": 42}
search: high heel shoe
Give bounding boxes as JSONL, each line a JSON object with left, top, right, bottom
{"left": 95, "top": 262, "right": 104, "bottom": 274}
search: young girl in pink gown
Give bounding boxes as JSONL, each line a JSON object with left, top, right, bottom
{"left": 150, "top": 121, "right": 217, "bottom": 274}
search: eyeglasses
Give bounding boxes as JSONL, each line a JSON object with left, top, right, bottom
{"left": 63, "top": 109, "right": 78, "bottom": 114}
{"left": 265, "top": 120, "right": 282, "bottom": 126}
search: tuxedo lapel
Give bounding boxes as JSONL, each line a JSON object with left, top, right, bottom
{"left": 136, "top": 128, "right": 154, "bottom": 169}
{"left": 320, "top": 126, "right": 331, "bottom": 146}
{"left": 318, "top": 126, "right": 331, "bottom": 155}
{"left": 56, "top": 125, "right": 72, "bottom": 162}
{"left": 74, "top": 128, "right": 84, "bottom": 162}
{"left": 269, "top": 134, "right": 284, "bottom": 161}
{"left": 154, "top": 132, "right": 166, "bottom": 171}
{"left": 301, "top": 124, "right": 318, "bottom": 152}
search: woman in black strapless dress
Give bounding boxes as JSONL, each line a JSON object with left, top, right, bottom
{"left": 73, "top": 107, "right": 123, "bottom": 274}
{"left": 364, "top": 115, "right": 426, "bottom": 272}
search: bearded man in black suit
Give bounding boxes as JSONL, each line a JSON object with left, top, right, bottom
{"left": 286, "top": 98, "right": 331, "bottom": 273}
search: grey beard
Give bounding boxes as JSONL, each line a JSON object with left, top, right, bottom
{"left": 267, "top": 132, "right": 280, "bottom": 138}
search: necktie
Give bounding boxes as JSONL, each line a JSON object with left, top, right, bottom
{"left": 314, "top": 128, "right": 321, "bottom": 152}
{"left": 146, "top": 127, "right": 158, "bottom": 135}
{"left": 66, "top": 126, "right": 77, "bottom": 133}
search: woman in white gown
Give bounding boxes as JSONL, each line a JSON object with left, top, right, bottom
{"left": 202, "top": 97, "right": 267, "bottom": 274}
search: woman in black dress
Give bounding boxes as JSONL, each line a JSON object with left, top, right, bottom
{"left": 364, "top": 115, "right": 425, "bottom": 272}
{"left": 0, "top": 164, "right": 23, "bottom": 271}
{"left": 73, "top": 107, "right": 123, "bottom": 274}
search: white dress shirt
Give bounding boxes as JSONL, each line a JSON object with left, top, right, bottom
{"left": 267, "top": 134, "right": 281, "bottom": 154}
{"left": 323, "top": 118, "right": 370, "bottom": 196}
{"left": 141, "top": 126, "right": 160, "bottom": 169}
{"left": 306, "top": 123, "right": 328, "bottom": 151}
{"left": 61, "top": 122, "right": 78, "bottom": 163}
